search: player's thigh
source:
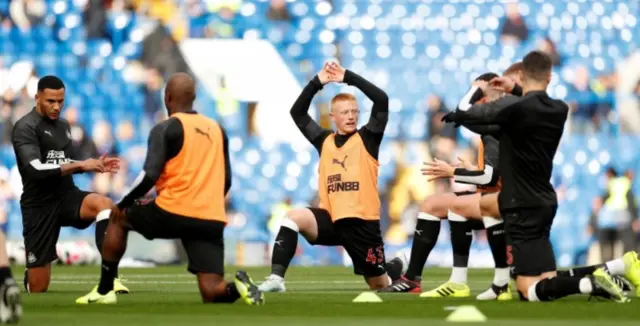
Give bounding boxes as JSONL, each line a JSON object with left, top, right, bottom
{"left": 306, "top": 208, "right": 341, "bottom": 246}
{"left": 503, "top": 207, "right": 557, "bottom": 278}
{"left": 58, "top": 189, "right": 106, "bottom": 229}
{"left": 420, "top": 192, "right": 460, "bottom": 217}
{"left": 22, "top": 206, "right": 61, "bottom": 269}
{"left": 125, "top": 201, "right": 179, "bottom": 239}
{"left": 181, "top": 225, "right": 225, "bottom": 276}
{"left": 335, "top": 218, "right": 386, "bottom": 279}
{"left": 450, "top": 193, "right": 482, "bottom": 220}
{"left": 480, "top": 192, "right": 501, "bottom": 219}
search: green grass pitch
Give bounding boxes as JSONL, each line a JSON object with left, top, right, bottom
{"left": 17, "top": 266, "right": 640, "bottom": 325}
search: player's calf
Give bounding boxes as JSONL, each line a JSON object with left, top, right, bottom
{"left": 24, "top": 265, "right": 51, "bottom": 293}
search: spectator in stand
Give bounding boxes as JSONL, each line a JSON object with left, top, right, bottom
{"left": 500, "top": 2, "right": 529, "bottom": 45}
{"left": 538, "top": 37, "right": 563, "bottom": 67}
{"left": 9, "top": 0, "right": 45, "bottom": 31}
{"left": 267, "top": 0, "right": 291, "bottom": 21}
{"left": 83, "top": 0, "right": 107, "bottom": 39}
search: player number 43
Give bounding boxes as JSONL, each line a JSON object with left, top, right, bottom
{"left": 366, "top": 246, "right": 384, "bottom": 265}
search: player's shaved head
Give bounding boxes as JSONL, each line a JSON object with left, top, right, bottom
{"left": 164, "top": 72, "right": 196, "bottom": 115}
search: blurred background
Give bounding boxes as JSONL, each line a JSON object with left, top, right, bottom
{"left": 0, "top": 0, "right": 638, "bottom": 270}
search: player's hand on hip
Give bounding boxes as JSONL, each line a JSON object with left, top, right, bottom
{"left": 325, "top": 62, "right": 346, "bottom": 83}
{"left": 421, "top": 158, "right": 455, "bottom": 181}
{"left": 109, "top": 205, "right": 126, "bottom": 224}
{"left": 489, "top": 76, "right": 515, "bottom": 93}
{"left": 80, "top": 158, "right": 105, "bottom": 173}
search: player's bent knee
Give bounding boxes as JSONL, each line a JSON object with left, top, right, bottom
{"left": 26, "top": 268, "right": 51, "bottom": 293}
{"left": 365, "top": 275, "right": 390, "bottom": 290}
{"left": 196, "top": 273, "right": 225, "bottom": 302}
{"left": 421, "top": 195, "right": 452, "bottom": 218}
{"left": 285, "top": 208, "right": 316, "bottom": 233}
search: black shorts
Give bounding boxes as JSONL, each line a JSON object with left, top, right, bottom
{"left": 126, "top": 200, "right": 225, "bottom": 275}
{"left": 22, "top": 188, "right": 93, "bottom": 268}
{"left": 502, "top": 206, "right": 557, "bottom": 276}
{"left": 308, "top": 208, "right": 386, "bottom": 277}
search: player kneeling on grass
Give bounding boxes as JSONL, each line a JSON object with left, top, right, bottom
{"left": 259, "top": 62, "right": 408, "bottom": 293}
{"left": 76, "top": 73, "right": 263, "bottom": 305}
{"left": 442, "top": 51, "right": 637, "bottom": 303}
{"left": 379, "top": 70, "right": 521, "bottom": 300}
{"left": 11, "top": 76, "right": 129, "bottom": 295}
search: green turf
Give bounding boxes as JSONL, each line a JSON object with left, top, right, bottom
{"left": 16, "top": 266, "right": 640, "bottom": 325}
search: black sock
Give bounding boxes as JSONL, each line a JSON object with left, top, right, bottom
{"left": 533, "top": 276, "right": 582, "bottom": 301}
{"left": 486, "top": 223, "right": 507, "bottom": 268}
{"left": 95, "top": 219, "right": 108, "bottom": 253}
{"left": 270, "top": 227, "right": 298, "bottom": 278}
{"left": 97, "top": 260, "right": 119, "bottom": 295}
{"left": 557, "top": 264, "right": 602, "bottom": 278}
{"left": 385, "top": 257, "right": 404, "bottom": 281}
{"left": 404, "top": 217, "right": 441, "bottom": 281}
{"left": 0, "top": 267, "right": 12, "bottom": 282}
{"left": 449, "top": 220, "right": 472, "bottom": 268}
{"left": 211, "top": 283, "right": 241, "bottom": 303}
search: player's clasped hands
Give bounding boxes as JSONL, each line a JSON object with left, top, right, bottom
{"left": 318, "top": 61, "right": 346, "bottom": 85}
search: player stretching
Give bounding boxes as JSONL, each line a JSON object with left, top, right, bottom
{"left": 379, "top": 70, "right": 519, "bottom": 298}
{"left": 76, "top": 73, "right": 263, "bottom": 305}
{"left": 11, "top": 76, "right": 129, "bottom": 294}
{"left": 444, "top": 51, "right": 638, "bottom": 303}
{"left": 465, "top": 76, "right": 640, "bottom": 296}
{"left": 259, "top": 62, "right": 407, "bottom": 292}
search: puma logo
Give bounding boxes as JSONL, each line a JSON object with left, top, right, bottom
{"left": 332, "top": 155, "right": 348, "bottom": 171}
{"left": 194, "top": 127, "right": 212, "bottom": 143}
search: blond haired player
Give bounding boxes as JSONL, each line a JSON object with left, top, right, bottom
{"left": 259, "top": 62, "right": 407, "bottom": 292}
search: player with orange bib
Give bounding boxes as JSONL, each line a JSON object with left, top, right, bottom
{"left": 76, "top": 73, "right": 264, "bottom": 305}
{"left": 259, "top": 62, "right": 408, "bottom": 292}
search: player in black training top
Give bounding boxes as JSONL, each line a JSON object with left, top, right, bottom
{"left": 11, "top": 76, "right": 129, "bottom": 294}
{"left": 259, "top": 62, "right": 408, "bottom": 292}
{"left": 444, "top": 51, "right": 633, "bottom": 303}
{"left": 378, "top": 68, "right": 521, "bottom": 299}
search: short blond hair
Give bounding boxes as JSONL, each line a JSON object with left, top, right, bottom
{"left": 331, "top": 93, "right": 356, "bottom": 108}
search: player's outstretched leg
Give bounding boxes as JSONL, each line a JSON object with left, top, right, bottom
{"left": 476, "top": 193, "right": 511, "bottom": 301}
{"left": 0, "top": 231, "right": 21, "bottom": 323}
{"left": 557, "top": 251, "right": 640, "bottom": 295}
{"left": 379, "top": 193, "right": 456, "bottom": 293}
{"left": 420, "top": 194, "right": 481, "bottom": 298}
{"left": 519, "top": 269, "right": 629, "bottom": 303}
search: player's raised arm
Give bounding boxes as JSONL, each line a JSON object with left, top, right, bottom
{"left": 11, "top": 121, "right": 87, "bottom": 178}
{"left": 456, "top": 85, "right": 501, "bottom": 136}
{"left": 445, "top": 93, "right": 520, "bottom": 127}
{"left": 290, "top": 65, "right": 333, "bottom": 153}
{"left": 453, "top": 138, "right": 499, "bottom": 186}
{"left": 116, "top": 118, "right": 180, "bottom": 209}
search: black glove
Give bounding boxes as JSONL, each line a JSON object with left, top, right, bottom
{"left": 441, "top": 111, "right": 457, "bottom": 123}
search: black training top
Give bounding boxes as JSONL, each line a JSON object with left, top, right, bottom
{"left": 12, "top": 108, "right": 77, "bottom": 207}
{"left": 452, "top": 90, "right": 568, "bottom": 210}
